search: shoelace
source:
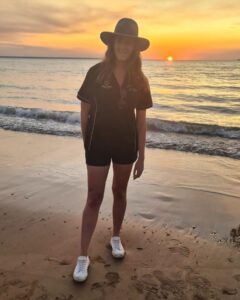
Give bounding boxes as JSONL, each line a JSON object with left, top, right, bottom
{"left": 78, "top": 259, "right": 88, "bottom": 272}
{"left": 112, "top": 239, "right": 122, "bottom": 250}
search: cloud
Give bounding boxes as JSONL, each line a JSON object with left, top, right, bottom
{"left": 0, "top": 2, "right": 87, "bottom": 36}
{"left": 0, "top": 0, "right": 239, "bottom": 59}
{"left": 0, "top": 42, "right": 99, "bottom": 57}
{"left": 0, "top": 0, "right": 136, "bottom": 38}
{"left": 134, "top": 0, "right": 240, "bottom": 25}
{"left": 1, "top": 0, "right": 239, "bottom": 38}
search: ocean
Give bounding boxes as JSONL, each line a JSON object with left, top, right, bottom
{"left": 0, "top": 57, "right": 239, "bottom": 159}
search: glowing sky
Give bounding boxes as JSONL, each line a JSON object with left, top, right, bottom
{"left": 0, "top": 0, "right": 239, "bottom": 60}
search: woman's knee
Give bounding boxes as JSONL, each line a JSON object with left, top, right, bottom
{"left": 112, "top": 185, "right": 127, "bottom": 199}
{"left": 87, "top": 187, "right": 104, "bottom": 208}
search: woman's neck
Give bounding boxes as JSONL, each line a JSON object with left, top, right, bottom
{"left": 114, "top": 59, "right": 128, "bottom": 71}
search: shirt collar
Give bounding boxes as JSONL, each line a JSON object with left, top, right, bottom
{"left": 111, "top": 70, "right": 130, "bottom": 90}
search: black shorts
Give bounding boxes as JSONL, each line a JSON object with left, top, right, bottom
{"left": 85, "top": 140, "right": 138, "bottom": 166}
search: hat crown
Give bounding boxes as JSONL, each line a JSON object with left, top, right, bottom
{"left": 114, "top": 18, "right": 138, "bottom": 37}
{"left": 99, "top": 17, "right": 150, "bottom": 51}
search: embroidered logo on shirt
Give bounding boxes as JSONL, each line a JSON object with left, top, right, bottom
{"left": 101, "top": 80, "right": 112, "bottom": 89}
{"left": 127, "top": 86, "right": 137, "bottom": 92}
{"left": 126, "top": 85, "right": 138, "bottom": 92}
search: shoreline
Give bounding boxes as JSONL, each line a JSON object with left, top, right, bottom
{"left": 0, "top": 128, "right": 240, "bottom": 298}
{"left": 0, "top": 128, "right": 240, "bottom": 240}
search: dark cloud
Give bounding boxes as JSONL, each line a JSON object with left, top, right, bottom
{"left": 0, "top": 42, "right": 99, "bottom": 57}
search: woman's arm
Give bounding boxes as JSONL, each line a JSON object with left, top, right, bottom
{"left": 136, "top": 109, "right": 147, "bottom": 160}
{"left": 80, "top": 101, "right": 91, "bottom": 143}
{"left": 133, "top": 109, "right": 147, "bottom": 179}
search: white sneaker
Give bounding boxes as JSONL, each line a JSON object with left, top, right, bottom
{"left": 73, "top": 256, "right": 90, "bottom": 282}
{"left": 110, "top": 236, "right": 125, "bottom": 258}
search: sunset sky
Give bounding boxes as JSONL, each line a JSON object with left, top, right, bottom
{"left": 0, "top": 0, "right": 239, "bottom": 60}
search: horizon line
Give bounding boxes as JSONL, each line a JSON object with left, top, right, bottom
{"left": 0, "top": 55, "right": 239, "bottom": 61}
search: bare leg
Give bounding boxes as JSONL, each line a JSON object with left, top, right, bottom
{"left": 112, "top": 163, "right": 134, "bottom": 236}
{"left": 80, "top": 164, "right": 110, "bottom": 256}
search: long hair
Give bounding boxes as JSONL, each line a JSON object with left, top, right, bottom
{"left": 96, "top": 36, "right": 149, "bottom": 92}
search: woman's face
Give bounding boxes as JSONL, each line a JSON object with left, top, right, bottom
{"left": 113, "top": 35, "right": 136, "bottom": 62}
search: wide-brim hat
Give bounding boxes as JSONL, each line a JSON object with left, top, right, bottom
{"left": 100, "top": 18, "right": 150, "bottom": 52}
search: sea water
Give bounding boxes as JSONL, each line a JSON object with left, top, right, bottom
{"left": 0, "top": 57, "right": 239, "bottom": 159}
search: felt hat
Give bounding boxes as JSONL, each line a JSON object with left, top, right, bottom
{"left": 100, "top": 18, "right": 150, "bottom": 51}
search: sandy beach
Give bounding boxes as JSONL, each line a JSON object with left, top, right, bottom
{"left": 0, "top": 128, "right": 240, "bottom": 299}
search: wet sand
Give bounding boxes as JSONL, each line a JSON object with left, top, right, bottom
{"left": 0, "top": 129, "right": 240, "bottom": 299}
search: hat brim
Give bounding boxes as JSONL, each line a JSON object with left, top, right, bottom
{"left": 100, "top": 31, "right": 150, "bottom": 51}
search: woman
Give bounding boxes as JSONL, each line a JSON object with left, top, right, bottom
{"left": 73, "top": 17, "right": 153, "bottom": 282}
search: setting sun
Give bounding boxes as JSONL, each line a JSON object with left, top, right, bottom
{"left": 167, "top": 56, "right": 174, "bottom": 61}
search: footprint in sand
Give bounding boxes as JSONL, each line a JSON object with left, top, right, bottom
{"left": 233, "top": 274, "right": 240, "bottom": 282}
{"left": 222, "top": 287, "right": 238, "bottom": 295}
{"left": 183, "top": 265, "right": 194, "bottom": 273}
{"left": 186, "top": 271, "right": 219, "bottom": 299}
{"left": 133, "top": 278, "right": 159, "bottom": 296}
{"left": 91, "top": 282, "right": 105, "bottom": 289}
{"left": 168, "top": 245, "right": 190, "bottom": 257}
{"left": 133, "top": 271, "right": 187, "bottom": 299}
{"left": 0, "top": 271, "right": 5, "bottom": 277}
{"left": 132, "top": 269, "right": 219, "bottom": 300}
{"left": 90, "top": 281, "right": 107, "bottom": 300}
{"left": 169, "top": 238, "right": 182, "bottom": 245}
{"left": 0, "top": 278, "right": 48, "bottom": 299}
{"left": 105, "top": 272, "right": 120, "bottom": 287}
{"left": 186, "top": 273, "right": 211, "bottom": 290}
{"left": 152, "top": 270, "right": 164, "bottom": 282}
{"left": 90, "top": 274, "right": 118, "bottom": 297}
{"left": 93, "top": 255, "right": 107, "bottom": 265}
{"left": 45, "top": 256, "right": 71, "bottom": 265}
{"left": 139, "top": 213, "right": 156, "bottom": 220}
{"left": 156, "top": 276, "right": 186, "bottom": 299}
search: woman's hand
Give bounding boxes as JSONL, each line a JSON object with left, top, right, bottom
{"left": 133, "top": 158, "right": 144, "bottom": 179}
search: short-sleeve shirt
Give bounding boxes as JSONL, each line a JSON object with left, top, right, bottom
{"left": 76, "top": 62, "right": 153, "bottom": 152}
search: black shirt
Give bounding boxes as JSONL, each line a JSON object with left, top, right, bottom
{"left": 76, "top": 62, "right": 153, "bottom": 152}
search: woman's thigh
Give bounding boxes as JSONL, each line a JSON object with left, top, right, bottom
{"left": 112, "top": 163, "right": 134, "bottom": 192}
{"left": 87, "top": 165, "right": 110, "bottom": 200}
